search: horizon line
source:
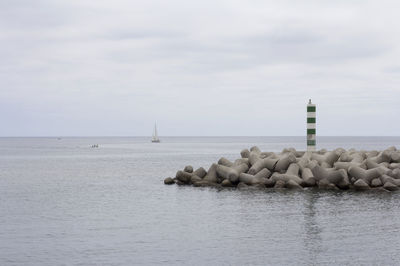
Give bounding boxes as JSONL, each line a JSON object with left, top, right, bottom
{"left": 1, "top": 135, "right": 400, "bottom": 138}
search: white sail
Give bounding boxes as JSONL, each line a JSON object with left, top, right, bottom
{"left": 152, "top": 123, "right": 160, "bottom": 142}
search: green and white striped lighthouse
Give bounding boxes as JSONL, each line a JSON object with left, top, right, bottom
{"left": 307, "top": 99, "right": 316, "bottom": 152}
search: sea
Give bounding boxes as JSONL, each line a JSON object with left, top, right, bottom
{"left": 1, "top": 136, "right": 400, "bottom": 265}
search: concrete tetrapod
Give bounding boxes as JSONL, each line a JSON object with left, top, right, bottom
{"left": 234, "top": 158, "right": 250, "bottom": 167}
{"left": 274, "top": 153, "right": 297, "bottom": 172}
{"left": 380, "top": 175, "right": 400, "bottom": 186}
{"left": 389, "top": 163, "right": 400, "bottom": 170}
{"left": 286, "top": 163, "right": 300, "bottom": 176}
{"left": 353, "top": 179, "right": 370, "bottom": 190}
{"left": 312, "top": 151, "right": 340, "bottom": 168}
{"left": 250, "top": 146, "right": 262, "bottom": 154}
{"left": 301, "top": 168, "right": 316, "bottom": 187}
{"left": 371, "top": 178, "right": 383, "bottom": 187}
{"left": 339, "top": 152, "right": 353, "bottom": 162}
{"left": 365, "top": 159, "right": 391, "bottom": 175}
{"left": 176, "top": 170, "right": 193, "bottom": 184}
{"left": 311, "top": 165, "right": 345, "bottom": 186}
{"left": 260, "top": 152, "right": 275, "bottom": 158}
{"left": 350, "top": 152, "right": 365, "bottom": 163}
{"left": 336, "top": 169, "right": 351, "bottom": 189}
{"left": 221, "top": 179, "right": 234, "bottom": 187}
{"left": 218, "top": 157, "right": 234, "bottom": 167}
{"left": 369, "top": 150, "right": 392, "bottom": 164}
{"left": 274, "top": 180, "right": 286, "bottom": 188}
{"left": 286, "top": 180, "right": 303, "bottom": 189}
{"left": 238, "top": 173, "right": 259, "bottom": 185}
{"left": 297, "top": 153, "right": 311, "bottom": 170}
{"left": 164, "top": 177, "right": 175, "bottom": 185}
{"left": 334, "top": 162, "right": 366, "bottom": 171}
{"left": 240, "top": 149, "right": 250, "bottom": 159}
{"left": 389, "top": 168, "right": 400, "bottom": 179}
{"left": 203, "top": 163, "right": 218, "bottom": 183}
{"left": 348, "top": 166, "right": 383, "bottom": 185}
{"left": 239, "top": 168, "right": 272, "bottom": 185}
{"left": 216, "top": 163, "right": 249, "bottom": 184}
{"left": 318, "top": 179, "right": 339, "bottom": 190}
{"left": 270, "top": 172, "right": 304, "bottom": 186}
{"left": 248, "top": 158, "right": 278, "bottom": 175}
{"left": 190, "top": 175, "right": 202, "bottom": 183}
{"left": 383, "top": 182, "right": 398, "bottom": 191}
{"left": 164, "top": 146, "right": 400, "bottom": 192}
{"left": 184, "top": 165, "right": 193, "bottom": 173}
{"left": 193, "top": 167, "right": 207, "bottom": 179}
{"left": 249, "top": 152, "right": 261, "bottom": 166}
{"left": 391, "top": 151, "right": 400, "bottom": 163}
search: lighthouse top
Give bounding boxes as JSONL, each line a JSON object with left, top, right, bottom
{"left": 306, "top": 99, "right": 316, "bottom": 152}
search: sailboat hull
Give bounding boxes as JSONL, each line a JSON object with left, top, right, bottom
{"left": 151, "top": 140, "right": 160, "bottom": 143}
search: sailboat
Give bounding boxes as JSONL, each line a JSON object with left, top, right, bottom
{"left": 151, "top": 123, "right": 160, "bottom": 143}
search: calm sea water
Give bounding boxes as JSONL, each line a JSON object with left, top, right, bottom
{"left": 1, "top": 136, "right": 400, "bottom": 265}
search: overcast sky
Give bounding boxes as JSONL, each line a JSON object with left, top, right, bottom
{"left": 1, "top": 0, "right": 399, "bottom": 136}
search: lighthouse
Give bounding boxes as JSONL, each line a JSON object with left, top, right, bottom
{"left": 307, "top": 99, "right": 316, "bottom": 152}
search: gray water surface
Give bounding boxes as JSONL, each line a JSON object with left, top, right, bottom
{"left": 1, "top": 137, "right": 400, "bottom": 265}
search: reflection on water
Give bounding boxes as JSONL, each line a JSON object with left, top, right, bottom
{"left": 302, "top": 190, "right": 323, "bottom": 265}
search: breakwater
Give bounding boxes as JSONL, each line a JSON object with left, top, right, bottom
{"left": 164, "top": 146, "right": 400, "bottom": 191}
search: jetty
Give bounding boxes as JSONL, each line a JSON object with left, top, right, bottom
{"left": 164, "top": 100, "right": 400, "bottom": 191}
{"left": 164, "top": 146, "right": 400, "bottom": 191}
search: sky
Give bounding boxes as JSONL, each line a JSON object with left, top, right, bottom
{"left": 1, "top": 0, "right": 399, "bottom": 136}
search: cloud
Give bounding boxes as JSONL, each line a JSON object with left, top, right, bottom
{"left": 0, "top": 0, "right": 399, "bottom": 136}
{"left": 383, "top": 66, "right": 400, "bottom": 73}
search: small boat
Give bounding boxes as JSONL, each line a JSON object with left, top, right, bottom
{"left": 151, "top": 123, "right": 160, "bottom": 143}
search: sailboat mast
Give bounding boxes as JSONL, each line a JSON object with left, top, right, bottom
{"left": 151, "top": 122, "right": 160, "bottom": 142}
